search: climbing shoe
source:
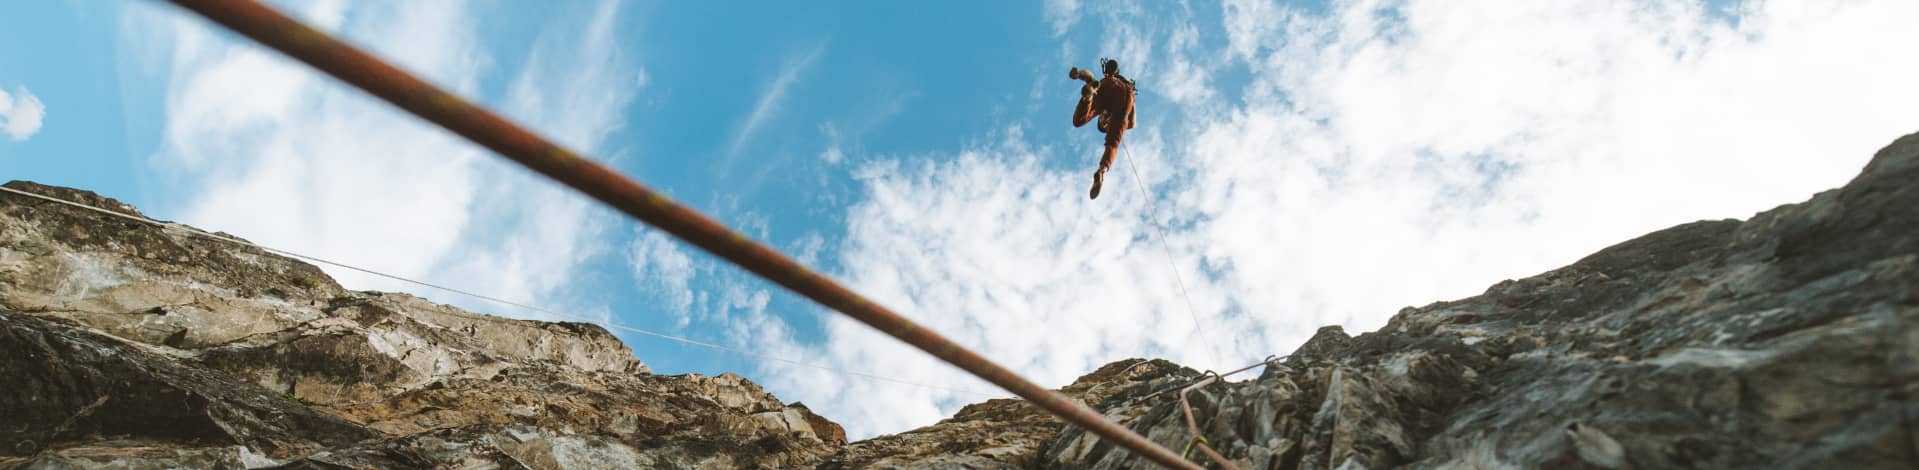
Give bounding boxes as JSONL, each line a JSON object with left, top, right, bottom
{"left": 1089, "top": 168, "right": 1106, "bottom": 200}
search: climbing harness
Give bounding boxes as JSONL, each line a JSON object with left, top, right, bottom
{"left": 159, "top": 1, "right": 1201, "bottom": 468}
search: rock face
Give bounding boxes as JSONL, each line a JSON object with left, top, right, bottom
{"left": 3, "top": 132, "right": 1914, "bottom": 469}
{"left": 828, "top": 133, "right": 1919, "bottom": 469}
{"left": 822, "top": 359, "right": 1206, "bottom": 469}
{"left": 0, "top": 181, "right": 844, "bottom": 469}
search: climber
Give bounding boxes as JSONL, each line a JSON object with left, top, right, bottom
{"left": 1069, "top": 58, "right": 1136, "bottom": 200}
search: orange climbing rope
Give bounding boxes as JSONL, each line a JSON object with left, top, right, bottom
{"left": 160, "top": 1, "right": 1200, "bottom": 468}
{"left": 1175, "top": 356, "right": 1281, "bottom": 469}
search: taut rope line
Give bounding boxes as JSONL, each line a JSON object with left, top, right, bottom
{"left": 157, "top": 1, "right": 1200, "bottom": 467}
{"left": 1119, "top": 142, "right": 1220, "bottom": 367}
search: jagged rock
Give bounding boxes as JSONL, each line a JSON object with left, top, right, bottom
{"left": 4, "top": 129, "right": 1915, "bottom": 469}
{"left": 826, "top": 134, "right": 1919, "bottom": 469}
{"left": 194, "top": 292, "right": 648, "bottom": 417}
{"left": 0, "top": 181, "right": 844, "bottom": 468}
{"left": 0, "top": 181, "right": 345, "bottom": 349}
{"left": 823, "top": 359, "right": 1201, "bottom": 469}
{"left": 0, "top": 310, "right": 379, "bottom": 464}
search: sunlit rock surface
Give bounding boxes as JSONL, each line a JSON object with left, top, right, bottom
{"left": 0, "top": 180, "right": 844, "bottom": 469}
{"left": 2, "top": 131, "right": 1913, "bottom": 469}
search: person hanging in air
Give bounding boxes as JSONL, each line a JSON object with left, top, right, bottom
{"left": 1069, "top": 58, "right": 1136, "bottom": 199}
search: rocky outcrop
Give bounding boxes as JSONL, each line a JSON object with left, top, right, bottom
{"left": 4, "top": 129, "right": 1914, "bottom": 469}
{"left": 828, "top": 134, "right": 1919, "bottom": 469}
{"left": 0, "top": 310, "right": 379, "bottom": 467}
{"left": 822, "top": 359, "right": 1205, "bottom": 469}
{"left": 0, "top": 181, "right": 844, "bottom": 468}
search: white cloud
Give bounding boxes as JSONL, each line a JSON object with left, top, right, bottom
{"left": 0, "top": 86, "right": 47, "bottom": 141}
{"left": 755, "top": 0, "right": 1919, "bottom": 439}
{"left": 728, "top": 41, "right": 828, "bottom": 163}
{"left": 1070, "top": 3, "right": 1226, "bottom": 111}
{"left": 755, "top": 131, "right": 1224, "bottom": 437}
{"left": 431, "top": 0, "right": 638, "bottom": 312}
{"left": 629, "top": 230, "right": 699, "bottom": 326}
{"left": 820, "top": 146, "right": 845, "bottom": 166}
{"left": 813, "top": 120, "right": 844, "bottom": 165}
{"left": 1044, "top": 0, "right": 1082, "bottom": 35}
{"left": 1154, "top": 24, "right": 1218, "bottom": 107}
{"left": 123, "top": 0, "right": 639, "bottom": 317}
{"left": 1220, "top": 0, "right": 1287, "bottom": 63}
{"left": 819, "top": 122, "right": 845, "bottom": 165}
{"left": 791, "top": 232, "right": 828, "bottom": 267}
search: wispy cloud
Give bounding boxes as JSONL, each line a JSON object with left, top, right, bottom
{"left": 123, "top": 0, "right": 640, "bottom": 318}
{"left": 0, "top": 85, "right": 46, "bottom": 141}
{"left": 727, "top": 40, "right": 829, "bottom": 163}
{"left": 629, "top": 229, "right": 700, "bottom": 326}
{"left": 818, "top": 122, "right": 844, "bottom": 165}
{"left": 755, "top": 0, "right": 1919, "bottom": 439}
{"left": 1044, "top": 0, "right": 1082, "bottom": 35}
{"left": 434, "top": 0, "right": 641, "bottom": 312}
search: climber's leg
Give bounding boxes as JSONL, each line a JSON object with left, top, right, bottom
{"left": 1090, "top": 142, "right": 1119, "bottom": 200}
{"left": 1073, "top": 85, "right": 1099, "bottom": 128}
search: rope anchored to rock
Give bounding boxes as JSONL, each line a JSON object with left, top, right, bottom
{"left": 1175, "top": 355, "right": 1283, "bottom": 469}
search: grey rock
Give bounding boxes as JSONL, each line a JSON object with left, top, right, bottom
{"left": 0, "top": 310, "right": 380, "bottom": 463}
{"left": 1565, "top": 423, "right": 1625, "bottom": 469}
{"left": 822, "top": 359, "right": 1202, "bottom": 469}
{"left": 0, "top": 181, "right": 845, "bottom": 469}
{"left": 823, "top": 134, "right": 1919, "bottom": 469}
{"left": 4, "top": 131, "right": 1916, "bottom": 469}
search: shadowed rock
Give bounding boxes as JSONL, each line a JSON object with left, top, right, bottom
{"left": 825, "top": 134, "right": 1919, "bottom": 469}
{"left": 0, "top": 181, "right": 845, "bottom": 468}
{"left": 2, "top": 132, "right": 1913, "bottom": 469}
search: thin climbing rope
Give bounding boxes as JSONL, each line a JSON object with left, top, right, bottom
{"left": 1119, "top": 142, "right": 1219, "bottom": 366}
{"left": 157, "top": 1, "right": 1199, "bottom": 468}
{"left": 1174, "top": 355, "right": 1281, "bottom": 470}
{"left": 0, "top": 185, "right": 986, "bottom": 396}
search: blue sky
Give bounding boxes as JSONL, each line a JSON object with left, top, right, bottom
{"left": 4, "top": 0, "right": 1916, "bottom": 438}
